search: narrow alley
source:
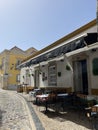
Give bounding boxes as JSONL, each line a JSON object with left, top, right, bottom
{"left": 0, "top": 89, "right": 35, "bottom": 130}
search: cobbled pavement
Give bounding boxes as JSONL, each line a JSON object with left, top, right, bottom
{"left": 0, "top": 89, "right": 35, "bottom": 130}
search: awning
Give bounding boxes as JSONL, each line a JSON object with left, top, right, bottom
{"left": 19, "top": 33, "right": 97, "bottom": 68}
{"left": 66, "top": 42, "right": 98, "bottom": 57}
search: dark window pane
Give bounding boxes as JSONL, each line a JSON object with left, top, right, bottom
{"left": 93, "top": 58, "right": 98, "bottom": 75}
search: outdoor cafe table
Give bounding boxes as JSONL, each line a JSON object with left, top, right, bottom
{"left": 57, "top": 93, "right": 69, "bottom": 97}
{"left": 57, "top": 93, "right": 69, "bottom": 110}
{"left": 36, "top": 94, "right": 49, "bottom": 104}
{"left": 36, "top": 94, "right": 49, "bottom": 99}
{"left": 36, "top": 94, "right": 49, "bottom": 112}
{"left": 36, "top": 93, "right": 69, "bottom": 112}
{"left": 36, "top": 93, "right": 68, "bottom": 101}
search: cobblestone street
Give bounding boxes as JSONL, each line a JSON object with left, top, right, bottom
{"left": 0, "top": 89, "right": 35, "bottom": 130}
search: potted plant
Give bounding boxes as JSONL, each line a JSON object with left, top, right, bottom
{"left": 66, "top": 64, "right": 71, "bottom": 71}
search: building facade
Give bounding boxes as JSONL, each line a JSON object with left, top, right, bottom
{"left": 0, "top": 46, "right": 37, "bottom": 90}
{"left": 19, "top": 19, "right": 98, "bottom": 95}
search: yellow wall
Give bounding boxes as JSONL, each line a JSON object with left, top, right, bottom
{"left": 8, "top": 53, "right": 25, "bottom": 85}
{"left": 0, "top": 46, "right": 37, "bottom": 89}
{"left": 0, "top": 53, "right": 6, "bottom": 75}
{"left": 0, "top": 49, "right": 26, "bottom": 89}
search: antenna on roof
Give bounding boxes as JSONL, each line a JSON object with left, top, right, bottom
{"left": 97, "top": 0, "right": 98, "bottom": 41}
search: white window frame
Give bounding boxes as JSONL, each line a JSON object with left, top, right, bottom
{"left": 48, "top": 62, "right": 57, "bottom": 86}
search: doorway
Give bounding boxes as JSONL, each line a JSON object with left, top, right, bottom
{"left": 73, "top": 59, "right": 88, "bottom": 94}
{"left": 34, "top": 69, "right": 39, "bottom": 88}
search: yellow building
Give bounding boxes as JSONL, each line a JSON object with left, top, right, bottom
{"left": 0, "top": 46, "right": 37, "bottom": 90}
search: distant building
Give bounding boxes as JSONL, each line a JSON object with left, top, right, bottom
{"left": 0, "top": 46, "right": 37, "bottom": 90}
{"left": 25, "top": 47, "right": 37, "bottom": 57}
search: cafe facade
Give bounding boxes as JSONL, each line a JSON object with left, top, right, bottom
{"left": 19, "top": 19, "right": 98, "bottom": 95}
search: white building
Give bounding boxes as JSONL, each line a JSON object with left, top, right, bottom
{"left": 19, "top": 19, "right": 98, "bottom": 95}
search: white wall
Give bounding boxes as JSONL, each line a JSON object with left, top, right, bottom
{"left": 89, "top": 49, "right": 98, "bottom": 89}
{"left": 20, "top": 67, "right": 26, "bottom": 84}
{"left": 20, "top": 67, "right": 34, "bottom": 87}
{"left": 56, "top": 59, "right": 73, "bottom": 88}
{"left": 37, "top": 57, "right": 73, "bottom": 89}
{"left": 29, "top": 66, "right": 35, "bottom": 87}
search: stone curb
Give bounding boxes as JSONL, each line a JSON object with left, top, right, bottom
{"left": 16, "top": 93, "right": 36, "bottom": 130}
{"left": 19, "top": 94, "right": 45, "bottom": 130}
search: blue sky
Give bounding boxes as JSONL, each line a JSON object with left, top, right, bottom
{"left": 0, "top": 0, "right": 96, "bottom": 52}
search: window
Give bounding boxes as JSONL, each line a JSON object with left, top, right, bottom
{"left": 17, "top": 59, "right": 21, "bottom": 65}
{"left": 15, "top": 59, "right": 22, "bottom": 69}
{"left": 15, "top": 59, "right": 21, "bottom": 67}
{"left": 93, "top": 58, "right": 98, "bottom": 75}
{"left": 48, "top": 63, "right": 57, "bottom": 86}
{"left": 16, "top": 74, "right": 20, "bottom": 82}
{"left": 26, "top": 70, "right": 31, "bottom": 85}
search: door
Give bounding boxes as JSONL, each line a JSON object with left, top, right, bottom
{"left": 81, "top": 60, "right": 88, "bottom": 94}
{"left": 73, "top": 59, "right": 88, "bottom": 94}
{"left": 34, "top": 69, "right": 39, "bottom": 88}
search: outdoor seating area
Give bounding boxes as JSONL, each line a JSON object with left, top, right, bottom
{"left": 30, "top": 89, "right": 97, "bottom": 114}
{"left": 27, "top": 89, "right": 98, "bottom": 129}
{"left": 17, "top": 84, "right": 34, "bottom": 93}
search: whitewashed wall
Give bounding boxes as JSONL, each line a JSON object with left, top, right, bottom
{"left": 20, "top": 67, "right": 26, "bottom": 84}
{"left": 56, "top": 58, "right": 73, "bottom": 88}
{"left": 89, "top": 49, "right": 98, "bottom": 89}
{"left": 36, "top": 57, "right": 73, "bottom": 89}
{"left": 20, "top": 67, "right": 34, "bottom": 87}
{"left": 29, "top": 66, "right": 35, "bottom": 87}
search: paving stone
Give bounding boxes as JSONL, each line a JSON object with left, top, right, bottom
{"left": 0, "top": 89, "right": 33, "bottom": 130}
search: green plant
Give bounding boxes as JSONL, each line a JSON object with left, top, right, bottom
{"left": 66, "top": 64, "right": 71, "bottom": 71}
